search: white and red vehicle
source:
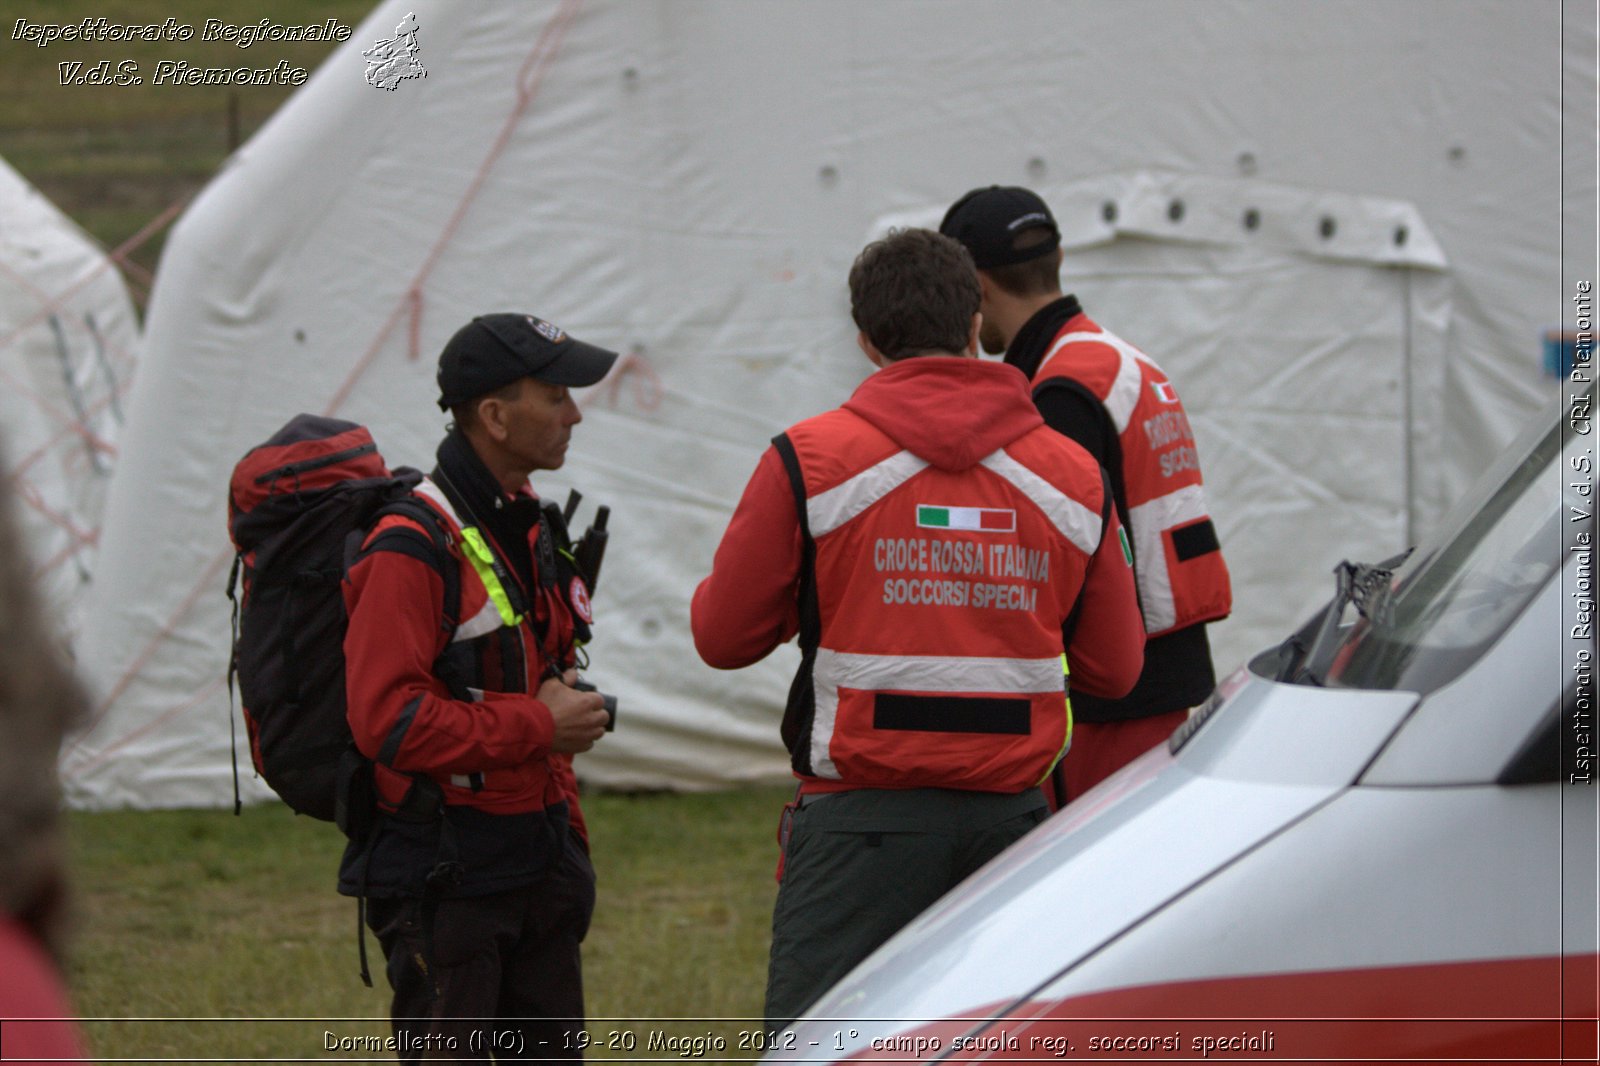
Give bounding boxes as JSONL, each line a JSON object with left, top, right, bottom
{"left": 773, "top": 384, "right": 1597, "bottom": 1063}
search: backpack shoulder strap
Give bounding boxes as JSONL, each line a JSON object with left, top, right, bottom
{"left": 355, "top": 495, "right": 463, "bottom": 634}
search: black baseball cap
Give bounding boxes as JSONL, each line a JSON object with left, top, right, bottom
{"left": 436, "top": 313, "right": 619, "bottom": 410}
{"left": 939, "top": 185, "right": 1061, "bottom": 270}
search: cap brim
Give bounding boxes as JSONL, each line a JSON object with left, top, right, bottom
{"left": 536, "top": 339, "right": 620, "bottom": 387}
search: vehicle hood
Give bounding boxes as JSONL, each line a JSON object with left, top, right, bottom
{"left": 772, "top": 670, "right": 1420, "bottom": 1059}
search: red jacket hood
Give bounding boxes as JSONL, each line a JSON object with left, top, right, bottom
{"left": 841, "top": 356, "right": 1044, "bottom": 472}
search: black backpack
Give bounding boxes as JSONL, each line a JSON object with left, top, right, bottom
{"left": 225, "top": 414, "right": 458, "bottom": 822}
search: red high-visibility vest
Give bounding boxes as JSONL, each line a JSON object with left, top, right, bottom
{"left": 1033, "top": 317, "right": 1231, "bottom": 636}
{"left": 775, "top": 407, "right": 1106, "bottom": 793}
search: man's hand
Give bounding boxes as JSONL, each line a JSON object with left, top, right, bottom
{"left": 540, "top": 670, "right": 609, "bottom": 753}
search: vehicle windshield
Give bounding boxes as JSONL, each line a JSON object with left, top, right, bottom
{"left": 1319, "top": 395, "right": 1579, "bottom": 695}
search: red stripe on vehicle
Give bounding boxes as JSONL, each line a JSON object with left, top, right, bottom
{"left": 850, "top": 954, "right": 1598, "bottom": 1062}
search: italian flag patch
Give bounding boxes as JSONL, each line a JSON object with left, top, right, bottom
{"left": 917, "top": 505, "right": 1016, "bottom": 533}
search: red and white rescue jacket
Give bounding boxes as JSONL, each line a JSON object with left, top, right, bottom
{"left": 1033, "top": 318, "right": 1231, "bottom": 636}
{"left": 345, "top": 479, "right": 582, "bottom": 815}
{"left": 693, "top": 358, "right": 1144, "bottom": 795}
{"left": 769, "top": 360, "right": 1139, "bottom": 794}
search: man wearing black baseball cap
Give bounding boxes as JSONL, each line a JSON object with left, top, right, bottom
{"left": 434, "top": 312, "right": 619, "bottom": 487}
{"left": 942, "top": 186, "right": 1234, "bottom": 809}
{"left": 437, "top": 312, "right": 620, "bottom": 405}
{"left": 340, "top": 311, "right": 617, "bottom": 1059}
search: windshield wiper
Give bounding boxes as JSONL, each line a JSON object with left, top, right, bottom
{"left": 1273, "top": 549, "right": 1414, "bottom": 685}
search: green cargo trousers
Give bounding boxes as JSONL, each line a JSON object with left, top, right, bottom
{"left": 764, "top": 786, "right": 1048, "bottom": 1028}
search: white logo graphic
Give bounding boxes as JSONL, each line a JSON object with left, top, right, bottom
{"left": 363, "top": 12, "right": 425, "bottom": 91}
{"left": 1151, "top": 380, "right": 1179, "bottom": 404}
{"left": 568, "top": 577, "right": 593, "bottom": 624}
{"left": 530, "top": 317, "right": 567, "bottom": 344}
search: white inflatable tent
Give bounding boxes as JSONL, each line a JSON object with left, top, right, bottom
{"left": 0, "top": 154, "right": 140, "bottom": 647}
{"left": 62, "top": 0, "right": 1597, "bottom": 809}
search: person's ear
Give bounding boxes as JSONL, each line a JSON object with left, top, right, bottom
{"left": 857, "top": 331, "right": 889, "bottom": 369}
{"left": 477, "top": 396, "right": 511, "bottom": 442}
{"left": 965, "top": 312, "right": 982, "bottom": 357}
{"left": 977, "top": 268, "right": 1005, "bottom": 310}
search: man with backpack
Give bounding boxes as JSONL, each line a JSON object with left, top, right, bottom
{"left": 339, "top": 313, "right": 615, "bottom": 1061}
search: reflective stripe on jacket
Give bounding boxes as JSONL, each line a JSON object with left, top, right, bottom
{"left": 414, "top": 479, "right": 526, "bottom": 639}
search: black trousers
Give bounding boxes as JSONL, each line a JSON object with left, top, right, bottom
{"left": 764, "top": 787, "right": 1047, "bottom": 1028}
{"left": 366, "top": 842, "right": 596, "bottom": 1063}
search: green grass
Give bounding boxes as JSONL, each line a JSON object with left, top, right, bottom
{"left": 0, "top": 0, "right": 380, "bottom": 281}
{"left": 65, "top": 786, "right": 793, "bottom": 1062}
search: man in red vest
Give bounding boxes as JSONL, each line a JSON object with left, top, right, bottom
{"left": 692, "top": 228, "right": 1143, "bottom": 1026}
{"left": 942, "top": 186, "right": 1233, "bottom": 807}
